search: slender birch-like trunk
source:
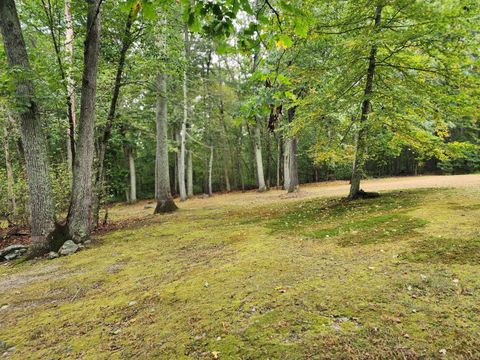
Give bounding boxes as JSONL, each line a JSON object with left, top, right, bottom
{"left": 65, "top": 0, "right": 76, "bottom": 172}
{"left": 254, "top": 122, "right": 266, "bottom": 192}
{"left": 178, "top": 24, "right": 189, "bottom": 201}
{"left": 208, "top": 145, "right": 214, "bottom": 196}
{"left": 187, "top": 149, "right": 193, "bottom": 197}
{"left": 126, "top": 146, "right": 136, "bottom": 203}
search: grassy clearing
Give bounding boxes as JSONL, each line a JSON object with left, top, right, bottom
{"left": 1, "top": 186, "right": 480, "bottom": 359}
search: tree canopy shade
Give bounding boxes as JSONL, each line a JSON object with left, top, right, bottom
{"left": 0, "top": 0, "right": 479, "bottom": 253}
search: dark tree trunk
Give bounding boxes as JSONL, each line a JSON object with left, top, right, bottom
{"left": 349, "top": 5, "right": 383, "bottom": 199}
{"left": 93, "top": 1, "right": 139, "bottom": 224}
{"left": 154, "top": 73, "right": 177, "bottom": 214}
{"left": 0, "top": 0, "right": 56, "bottom": 256}
{"left": 66, "top": 0, "right": 101, "bottom": 242}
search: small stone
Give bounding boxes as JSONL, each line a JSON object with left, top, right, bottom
{"left": 128, "top": 301, "right": 137, "bottom": 306}
{"left": 452, "top": 279, "right": 459, "bottom": 284}
{"left": 204, "top": 282, "right": 209, "bottom": 288}
{"left": 439, "top": 348, "right": 447, "bottom": 355}
{"left": 278, "top": 289, "right": 286, "bottom": 293}
{"left": 111, "top": 329, "right": 121, "bottom": 335}
{"left": 0, "top": 305, "right": 9, "bottom": 311}
{"left": 59, "top": 240, "right": 79, "bottom": 256}
{"left": 47, "top": 252, "right": 59, "bottom": 260}
{"left": 216, "top": 336, "right": 221, "bottom": 341}
{"left": 0, "top": 244, "right": 27, "bottom": 260}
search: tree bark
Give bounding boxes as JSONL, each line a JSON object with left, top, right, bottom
{"left": 253, "top": 121, "right": 267, "bottom": 192}
{"left": 283, "top": 138, "right": 291, "bottom": 190}
{"left": 154, "top": 73, "right": 177, "bottom": 213}
{"left": 178, "top": 24, "right": 189, "bottom": 202}
{"left": 276, "top": 135, "right": 282, "bottom": 188}
{"left": 208, "top": 145, "right": 214, "bottom": 196}
{"left": 2, "top": 124, "right": 17, "bottom": 220}
{"left": 0, "top": 0, "right": 57, "bottom": 256}
{"left": 187, "top": 149, "right": 193, "bottom": 197}
{"left": 287, "top": 137, "right": 299, "bottom": 193}
{"left": 349, "top": 5, "right": 382, "bottom": 199}
{"left": 286, "top": 107, "right": 299, "bottom": 193}
{"left": 219, "top": 99, "right": 231, "bottom": 192}
{"left": 126, "top": 145, "right": 136, "bottom": 203}
{"left": 66, "top": 0, "right": 101, "bottom": 242}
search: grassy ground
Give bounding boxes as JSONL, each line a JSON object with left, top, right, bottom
{"left": 1, "top": 180, "right": 480, "bottom": 359}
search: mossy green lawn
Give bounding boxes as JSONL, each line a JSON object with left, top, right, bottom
{"left": 1, "top": 186, "right": 480, "bottom": 359}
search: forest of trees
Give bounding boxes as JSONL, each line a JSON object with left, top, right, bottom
{"left": 0, "top": 0, "right": 478, "bottom": 256}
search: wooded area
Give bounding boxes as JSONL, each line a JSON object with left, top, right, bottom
{"left": 0, "top": 0, "right": 479, "bottom": 358}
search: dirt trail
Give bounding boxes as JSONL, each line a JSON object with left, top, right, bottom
{"left": 182, "top": 174, "right": 480, "bottom": 209}
{"left": 106, "top": 174, "right": 480, "bottom": 221}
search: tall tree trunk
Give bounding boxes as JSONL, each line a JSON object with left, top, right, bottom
{"left": 283, "top": 139, "right": 291, "bottom": 190}
{"left": 276, "top": 135, "right": 282, "bottom": 188}
{"left": 2, "top": 124, "right": 17, "bottom": 221}
{"left": 0, "top": 0, "right": 56, "bottom": 256}
{"left": 349, "top": 5, "right": 382, "bottom": 199}
{"left": 126, "top": 145, "right": 136, "bottom": 203}
{"left": 287, "top": 137, "right": 299, "bottom": 193}
{"left": 253, "top": 121, "right": 266, "bottom": 192}
{"left": 93, "top": 1, "right": 140, "bottom": 223}
{"left": 178, "top": 24, "right": 189, "bottom": 201}
{"left": 187, "top": 149, "right": 193, "bottom": 197}
{"left": 66, "top": 0, "right": 101, "bottom": 242}
{"left": 65, "top": 0, "right": 76, "bottom": 173}
{"left": 208, "top": 145, "right": 214, "bottom": 196}
{"left": 286, "top": 107, "right": 299, "bottom": 193}
{"left": 154, "top": 73, "right": 177, "bottom": 213}
{"left": 219, "top": 99, "right": 231, "bottom": 192}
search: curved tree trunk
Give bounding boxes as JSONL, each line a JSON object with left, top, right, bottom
{"left": 154, "top": 73, "right": 177, "bottom": 214}
{"left": 66, "top": 0, "right": 101, "bottom": 242}
{"left": 0, "top": 0, "right": 56, "bottom": 256}
{"left": 349, "top": 5, "right": 382, "bottom": 199}
{"left": 93, "top": 1, "right": 140, "bottom": 224}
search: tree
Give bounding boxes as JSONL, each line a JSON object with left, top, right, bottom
{"left": 0, "top": 0, "right": 57, "bottom": 256}
{"left": 154, "top": 72, "right": 177, "bottom": 213}
{"left": 66, "top": 0, "right": 101, "bottom": 242}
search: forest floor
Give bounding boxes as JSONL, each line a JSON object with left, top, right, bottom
{"left": 1, "top": 174, "right": 480, "bottom": 359}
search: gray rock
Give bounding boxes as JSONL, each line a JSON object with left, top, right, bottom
{"left": 58, "top": 240, "right": 79, "bottom": 256}
{"left": 47, "top": 251, "right": 59, "bottom": 260}
{"left": 0, "top": 244, "right": 27, "bottom": 261}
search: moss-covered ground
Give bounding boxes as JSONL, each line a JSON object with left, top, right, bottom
{"left": 1, "top": 180, "right": 480, "bottom": 359}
